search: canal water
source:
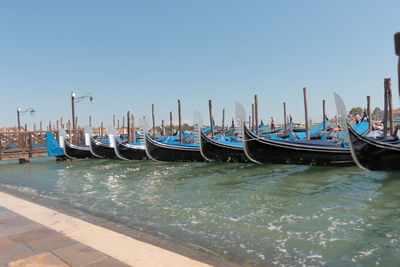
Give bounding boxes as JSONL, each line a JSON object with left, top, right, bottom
{"left": 0, "top": 158, "right": 399, "bottom": 266}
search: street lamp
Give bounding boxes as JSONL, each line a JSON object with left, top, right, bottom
{"left": 17, "top": 107, "right": 36, "bottom": 131}
{"left": 71, "top": 92, "right": 94, "bottom": 129}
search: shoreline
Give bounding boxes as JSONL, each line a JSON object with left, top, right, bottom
{"left": 0, "top": 189, "right": 237, "bottom": 266}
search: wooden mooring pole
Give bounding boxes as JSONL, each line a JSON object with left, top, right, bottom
{"left": 251, "top": 104, "right": 255, "bottom": 131}
{"left": 222, "top": 108, "right": 225, "bottom": 135}
{"left": 367, "top": 96, "right": 372, "bottom": 133}
{"left": 254, "top": 95, "right": 259, "bottom": 135}
{"left": 283, "top": 102, "right": 287, "bottom": 132}
{"left": 152, "top": 104, "right": 156, "bottom": 140}
{"left": 386, "top": 78, "right": 394, "bottom": 135}
{"left": 170, "top": 112, "right": 173, "bottom": 136}
{"left": 178, "top": 100, "right": 182, "bottom": 143}
{"left": 383, "top": 79, "right": 389, "bottom": 137}
{"left": 127, "top": 111, "right": 131, "bottom": 142}
{"left": 208, "top": 100, "right": 214, "bottom": 139}
{"left": 322, "top": 100, "right": 326, "bottom": 130}
{"left": 303, "top": 87, "right": 310, "bottom": 140}
{"left": 394, "top": 32, "right": 400, "bottom": 96}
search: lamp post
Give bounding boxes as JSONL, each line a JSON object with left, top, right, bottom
{"left": 70, "top": 92, "right": 94, "bottom": 130}
{"left": 17, "top": 107, "right": 35, "bottom": 131}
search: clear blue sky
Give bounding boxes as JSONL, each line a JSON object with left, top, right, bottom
{"left": 0, "top": 0, "right": 399, "bottom": 128}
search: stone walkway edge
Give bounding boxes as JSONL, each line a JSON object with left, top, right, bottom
{"left": 0, "top": 191, "right": 211, "bottom": 267}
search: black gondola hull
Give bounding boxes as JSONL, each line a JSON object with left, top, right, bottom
{"left": 347, "top": 125, "right": 400, "bottom": 171}
{"left": 200, "top": 132, "right": 248, "bottom": 162}
{"left": 90, "top": 137, "right": 118, "bottom": 159}
{"left": 64, "top": 140, "right": 97, "bottom": 159}
{"left": 145, "top": 134, "right": 204, "bottom": 162}
{"left": 114, "top": 139, "right": 148, "bottom": 160}
{"left": 244, "top": 126, "right": 354, "bottom": 166}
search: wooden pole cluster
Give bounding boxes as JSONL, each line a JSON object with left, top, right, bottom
{"left": 303, "top": 87, "right": 310, "bottom": 140}
{"left": 208, "top": 100, "right": 214, "bottom": 139}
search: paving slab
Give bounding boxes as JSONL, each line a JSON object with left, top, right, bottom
{"left": 0, "top": 242, "right": 34, "bottom": 264}
{"left": 85, "top": 257, "right": 131, "bottom": 267}
{"left": 7, "top": 252, "right": 68, "bottom": 267}
{"left": 53, "top": 243, "right": 108, "bottom": 266}
{"left": 25, "top": 232, "right": 77, "bottom": 253}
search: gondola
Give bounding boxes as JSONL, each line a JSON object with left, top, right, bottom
{"left": 243, "top": 125, "right": 354, "bottom": 166}
{"left": 114, "top": 138, "right": 148, "bottom": 160}
{"left": 64, "top": 140, "right": 98, "bottom": 159}
{"left": 199, "top": 131, "right": 248, "bottom": 163}
{"left": 334, "top": 93, "right": 400, "bottom": 171}
{"left": 89, "top": 136, "right": 118, "bottom": 159}
{"left": 145, "top": 134, "right": 205, "bottom": 162}
{"left": 346, "top": 122, "right": 400, "bottom": 171}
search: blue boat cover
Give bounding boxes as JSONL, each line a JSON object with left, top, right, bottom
{"left": 46, "top": 132, "right": 65, "bottom": 157}
{"left": 295, "top": 120, "right": 330, "bottom": 139}
{"left": 353, "top": 121, "right": 369, "bottom": 135}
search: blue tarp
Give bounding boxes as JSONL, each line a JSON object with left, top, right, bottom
{"left": 45, "top": 132, "right": 65, "bottom": 157}
{"left": 295, "top": 120, "right": 330, "bottom": 139}
{"left": 353, "top": 121, "right": 369, "bottom": 135}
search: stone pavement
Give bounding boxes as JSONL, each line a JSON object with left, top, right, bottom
{"left": 0, "top": 191, "right": 212, "bottom": 267}
{"left": 0, "top": 207, "right": 129, "bottom": 267}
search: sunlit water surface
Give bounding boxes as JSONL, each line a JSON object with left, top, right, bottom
{"left": 0, "top": 158, "right": 399, "bottom": 266}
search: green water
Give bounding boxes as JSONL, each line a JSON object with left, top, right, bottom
{"left": 0, "top": 158, "right": 400, "bottom": 266}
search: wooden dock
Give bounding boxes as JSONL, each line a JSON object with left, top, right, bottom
{"left": 0, "top": 131, "right": 56, "bottom": 162}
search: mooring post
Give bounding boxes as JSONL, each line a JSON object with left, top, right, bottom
{"left": 17, "top": 108, "right": 21, "bottom": 131}
{"left": 367, "top": 96, "right": 372, "bottom": 132}
{"left": 161, "top": 120, "right": 165, "bottom": 136}
{"left": 283, "top": 102, "right": 287, "bottom": 132}
{"left": 394, "top": 32, "right": 400, "bottom": 96}
{"left": 127, "top": 111, "right": 131, "bottom": 143}
{"left": 40, "top": 121, "right": 42, "bottom": 131}
{"left": 117, "top": 120, "right": 120, "bottom": 131}
{"left": 251, "top": 104, "right": 255, "bottom": 131}
{"left": 208, "top": 100, "right": 214, "bottom": 138}
{"left": 222, "top": 108, "right": 225, "bottom": 135}
{"left": 60, "top": 117, "right": 63, "bottom": 128}
{"left": 322, "top": 99, "right": 326, "bottom": 130}
{"left": 122, "top": 116, "right": 125, "bottom": 135}
{"left": 303, "top": 87, "right": 310, "bottom": 140}
{"left": 178, "top": 100, "right": 182, "bottom": 143}
{"left": 386, "top": 78, "right": 394, "bottom": 135}
{"left": 101, "top": 122, "right": 104, "bottom": 137}
{"left": 113, "top": 115, "right": 116, "bottom": 127}
{"left": 255, "top": 95, "right": 259, "bottom": 135}
{"left": 71, "top": 92, "right": 76, "bottom": 130}
{"left": 56, "top": 120, "right": 59, "bottom": 131}
{"left": 383, "top": 79, "right": 389, "bottom": 137}
{"left": 132, "top": 116, "right": 136, "bottom": 143}
{"left": 89, "top": 116, "right": 92, "bottom": 127}
{"left": 170, "top": 111, "right": 173, "bottom": 136}
{"left": 33, "top": 123, "right": 36, "bottom": 132}
{"left": 152, "top": 104, "right": 156, "bottom": 140}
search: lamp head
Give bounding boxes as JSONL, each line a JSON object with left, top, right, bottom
{"left": 71, "top": 92, "right": 76, "bottom": 98}
{"left": 29, "top": 109, "right": 36, "bottom": 116}
{"left": 89, "top": 96, "right": 94, "bottom": 103}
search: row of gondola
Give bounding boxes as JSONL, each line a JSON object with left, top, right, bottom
{"left": 47, "top": 104, "right": 400, "bottom": 172}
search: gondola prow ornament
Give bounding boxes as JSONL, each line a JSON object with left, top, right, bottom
{"left": 395, "top": 32, "right": 400, "bottom": 96}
